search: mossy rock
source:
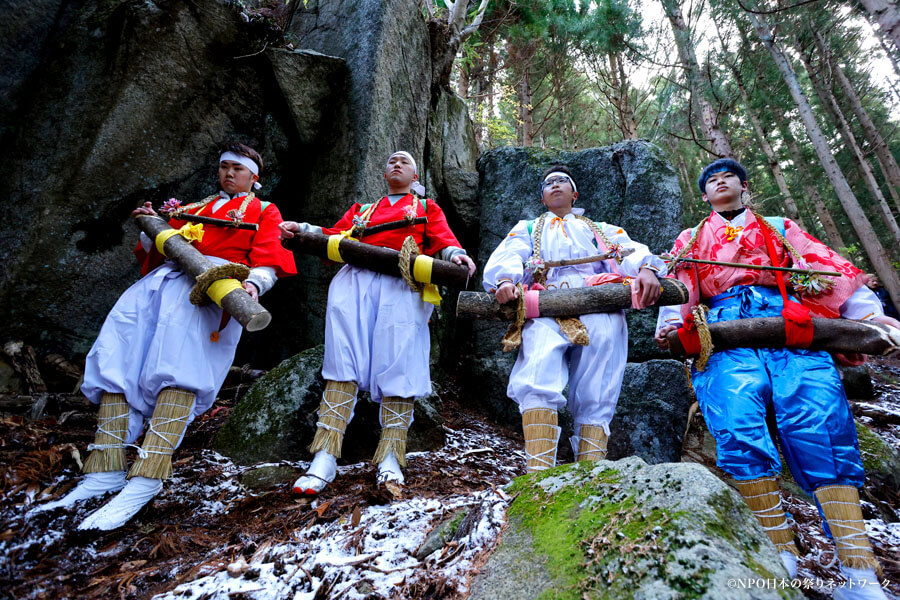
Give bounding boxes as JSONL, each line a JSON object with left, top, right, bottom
{"left": 214, "top": 345, "right": 444, "bottom": 466}
{"left": 855, "top": 421, "right": 900, "bottom": 488}
{"left": 469, "top": 457, "right": 801, "bottom": 600}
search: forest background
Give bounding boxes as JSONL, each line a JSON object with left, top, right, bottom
{"left": 413, "top": 0, "right": 900, "bottom": 308}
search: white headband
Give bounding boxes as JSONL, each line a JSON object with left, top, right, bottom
{"left": 543, "top": 171, "right": 577, "bottom": 193}
{"left": 220, "top": 151, "right": 262, "bottom": 189}
{"left": 387, "top": 151, "right": 418, "bottom": 175}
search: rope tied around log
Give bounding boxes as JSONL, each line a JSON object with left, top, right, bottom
{"left": 189, "top": 262, "right": 251, "bottom": 306}
{"left": 501, "top": 283, "right": 529, "bottom": 352}
{"left": 398, "top": 236, "right": 442, "bottom": 306}
{"left": 499, "top": 283, "right": 590, "bottom": 351}
{"left": 691, "top": 304, "right": 714, "bottom": 371}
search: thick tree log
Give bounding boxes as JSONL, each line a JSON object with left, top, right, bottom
{"left": 2, "top": 341, "right": 47, "bottom": 393}
{"left": 282, "top": 229, "right": 469, "bottom": 288}
{"left": 665, "top": 318, "right": 900, "bottom": 358}
{"left": 456, "top": 279, "right": 690, "bottom": 321}
{"left": 135, "top": 215, "right": 271, "bottom": 331}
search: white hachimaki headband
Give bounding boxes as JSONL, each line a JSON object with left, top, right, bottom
{"left": 542, "top": 171, "right": 577, "bottom": 193}
{"left": 387, "top": 151, "right": 418, "bottom": 175}
{"left": 220, "top": 151, "right": 262, "bottom": 190}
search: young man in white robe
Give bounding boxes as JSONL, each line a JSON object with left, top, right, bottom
{"left": 483, "top": 165, "right": 666, "bottom": 472}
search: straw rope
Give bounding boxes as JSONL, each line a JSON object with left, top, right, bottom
{"left": 815, "top": 485, "right": 880, "bottom": 572}
{"left": 189, "top": 262, "right": 251, "bottom": 306}
{"left": 309, "top": 380, "right": 358, "bottom": 458}
{"left": 128, "top": 388, "right": 194, "bottom": 480}
{"left": 501, "top": 283, "right": 528, "bottom": 352}
{"left": 691, "top": 304, "right": 714, "bottom": 371}
{"left": 555, "top": 317, "right": 590, "bottom": 346}
{"left": 575, "top": 424, "right": 608, "bottom": 461}
{"left": 735, "top": 476, "right": 797, "bottom": 554}
{"left": 372, "top": 397, "right": 414, "bottom": 467}
{"left": 522, "top": 408, "right": 560, "bottom": 473}
{"left": 398, "top": 236, "right": 424, "bottom": 293}
{"left": 83, "top": 393, "right": 130, "bottom": 474}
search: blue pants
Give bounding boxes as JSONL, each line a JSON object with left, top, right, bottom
{"left": 692, "top": 286, "right": 865, "bottom": 495}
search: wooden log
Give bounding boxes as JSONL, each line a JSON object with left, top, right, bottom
{"left": 2, "top": 341, "right": 47, "bottom": 393}
{"left": 43, "top": 354, "right": 82, "bottom": 381}
{"left": 135, "top": 215, "right": 272, "bottom": 331}
{"left": 281, "top": 229, "right": 469, "bottom": 288}
{"left": 665, "top": 318, "right": 900, "bottom": 357}
{"left": 169, "top": 213, "right": 259, "bottom": 231}
{"left": 0, "top": 393, "right": 92, "bottom": 413}
{"left": 455, "top": 279, "right": 690, "bottom": 321}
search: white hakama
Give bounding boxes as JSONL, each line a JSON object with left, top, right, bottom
{"left": 322, "top": 264, "right": 434, "bottom": 403}
{"left": 81, "top": 257, "right": 242, "bottom": 443}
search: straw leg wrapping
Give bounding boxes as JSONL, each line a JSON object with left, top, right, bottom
{"left": 522, "top": 408, "right": 560, "bottom": 473}
{"left": 372, "top": 397, "right": 414, "bottom": 467}
{"left": 309, "top": 380, "right": 358, "bottom": 458}
{"left": 128, "top": 388, "right": 194, "bottom": 480}
{"left": 83, "top": 393, "right": 130, "bottom": 474}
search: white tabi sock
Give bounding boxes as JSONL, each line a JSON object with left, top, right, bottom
{"left": 833, "top": 566, "right": 888, "bottom": 600}
{"left": 293, "top": 450, "right": 337, "bottom": 496}
{"left": 27, "top": 471, "right": 126, "bottom": 515}
{"left": 779, "top": 550, "right": 798, "bottom": 579}
{"left": 77, "top": 476, "right": 163, "bottom": 531}
{"left": 376, "top": 451, "right": 404, "bottom": 485}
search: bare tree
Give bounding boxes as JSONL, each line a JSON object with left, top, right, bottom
{"left": 855, "top": 0, "right": 900, "bottom": 54}
{"left": 425, "top": 0, "right": 491, "bottom": 98}
{"left": 660, "top": 0, "right": 735, "bottom": 157}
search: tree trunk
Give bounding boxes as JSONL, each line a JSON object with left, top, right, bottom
{"left": 775, "top": 111, "right": 848, "bottom": 250}
{"left": 796, "top": 41, "right": 900, "bottom": 246}
{"left": 665, "top": 317, "right": 900, "bottom": 357}
{"left": 457, "top": 63, "right": 470, "bottom": 99}
{"left": 816, "top": 31, "right": 900, "bottom": 214}
{"left": 747, "top": 10, "right": 900, "bottom": 309}
{"left": 660, "top": 0, "right": 734, "bottom": 157}
{"left": 519, "top": 69, "right": 535, "bottom": 147}
{"left": 736, "top": 80, "right": 807, "bottom": 228}
{"left": 281, "top": 230, "right": 470, "bottom": 289}
{"left": 857, "top": 0, "right": 900, "bottom": 54}
{"left": 456, "top": 279, "right": 690, "bottom": 321}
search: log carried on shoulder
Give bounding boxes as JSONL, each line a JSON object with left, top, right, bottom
{"left": 135, "top": 215, "right": 271, "bottom": 331}
{"left": 456, "top": 279, "right": 690, "bottom": 321}
{"left": 281, "top": 229, "right": 469, "bottom": 288}
{"left": 665, "top": 318, "right": 900, "bottom": 358}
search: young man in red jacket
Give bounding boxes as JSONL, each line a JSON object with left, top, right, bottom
{"left": 31, "top": 143, "right": 296, "bottom": 530}
{"left": 280, "top": 151, "right": 475, "bottom": 495}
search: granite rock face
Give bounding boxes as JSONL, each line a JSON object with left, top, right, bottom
{"left": 469, "top": 458, "right": 801, "bottom": 600}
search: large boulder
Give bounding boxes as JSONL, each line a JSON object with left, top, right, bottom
{"left": 0, "top": 0, "right": 350, "bottom": 367}
{"left": 469, "top": 458, "right": 801, "bottom": 600}
{"left": 287, "top": 0, "right": 432, "bottom": 205}
{"left": 214, "top": 345, "right": 445, "bottom": 465}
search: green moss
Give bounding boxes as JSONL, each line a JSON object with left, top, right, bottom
{"left": 507, "top": 463, "right": 691, "bottom": 600}
{"left": 855, "top": 421, "right": 900, "bottom": 476}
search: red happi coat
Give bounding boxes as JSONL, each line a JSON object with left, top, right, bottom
{"left": 668, "top": 212, "right": 866, "bottom": 320}
{"left": 321, "top": 194, "right": 461, "bottom": 255}
{"left": 135, "top": 194, "right": 298, "bottom": 278}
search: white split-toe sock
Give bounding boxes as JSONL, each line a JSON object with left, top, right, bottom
{"left": 832, "top": 566, "right": 888, "bottom": 600}
{"left": 779, "top": 551, "right": 798, "bottom": 579}
{"left": 293, "top": 450, "right": 337, "bottom": 496}
{"left": 27, "top": 471, "right": 126, "bottom": 515}
{"left": 77, "top": 476, "right": 163, "bottom": 531}
{"left": 376, "top": 451, "right": 404, "bottom": 485}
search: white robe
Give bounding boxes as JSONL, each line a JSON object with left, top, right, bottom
{"left": 81, "top": 257, "right": 243, "bottom": 442}
{"left": 483, "top": 209, "right": 666, "bottom": 432}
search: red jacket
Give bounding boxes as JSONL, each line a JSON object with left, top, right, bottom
{"left": 134, "top": 194, "right": 297, "bottom": 278}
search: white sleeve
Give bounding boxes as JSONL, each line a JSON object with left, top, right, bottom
{"left": 602, "top": 223, "right": 668, "bottom": 278}
{"left": 245, "top": 266, "right": 277, "bottom": 296}
{"left": 482, "top": 220, "right": 534, "bottom": 292}
{"left": 438, "top": 246, "right": 467, "bottom": 262}
{"left": 140, "top": 232, "right": 152, "bottom": 253}
{"left": 294, "top": 222, "right": 323, "bottom": 235}
{"left": 656, "top": 304, "right": 684, "bottom": 335}
{"left": 839, "top": 286, "right": 884, "bottom": 320}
